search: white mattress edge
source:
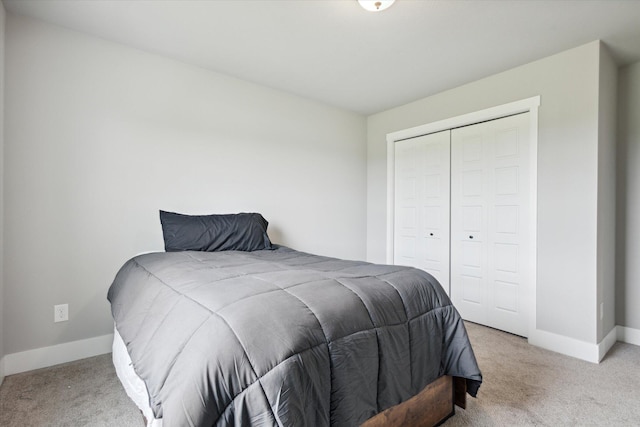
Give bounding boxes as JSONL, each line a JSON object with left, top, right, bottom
{"left": 112, "top": 325, "right": 163, "bottom": 427}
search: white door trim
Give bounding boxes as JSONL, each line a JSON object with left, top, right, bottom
{"left": 386, "top": 96, "right": 540, "bottom": 338}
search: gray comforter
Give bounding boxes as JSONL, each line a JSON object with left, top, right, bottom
{"left": 108, "top": 246, "right": 482, "bottom": 426}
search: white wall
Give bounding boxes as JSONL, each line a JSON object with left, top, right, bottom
{"left": 367, "top": 41, "right": 610, "bottom": 354}
{"left": 3, "top": 14, "right": 366, "bottom": 357}
{"left": 617, "top": 60, "right": 640, "bottom": 332}
{"left": 0, "top": 1, "right": 5, "bottom": 385}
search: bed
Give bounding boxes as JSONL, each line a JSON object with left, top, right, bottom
{"left": 108, "top": 212, "right": 482, "bottom": 426}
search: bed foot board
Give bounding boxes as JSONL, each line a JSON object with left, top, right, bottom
{"left": 361, "top": 375, "right": 467, "bottom": 427}
{"left": 453, "top": 376, "right": 467, "bottom": 409}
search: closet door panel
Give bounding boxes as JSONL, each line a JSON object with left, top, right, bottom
{"left": 489, "top": 114, "right": 530, "bottom": 337}
{"left": 451, "top": 113, "right": 530, "bottom": 337}
{"left": 451, "top": 130, "right": 487, "bottom": 324}
{"left": 395, "top": 141, "right": 421, "bottom": 264}
{"left": 394, "top": 131, "right": 450, "bottom": 295}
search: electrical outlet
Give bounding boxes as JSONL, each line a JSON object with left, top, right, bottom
{"left": 54, "top": 304, "right": 69, "bottom": 323}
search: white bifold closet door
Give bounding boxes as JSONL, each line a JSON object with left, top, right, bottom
{"left": 450, "top": 112, "right": 530, "bottom": 337}
{"left": 394, "top": 130, "right": 451, "bottom": 295}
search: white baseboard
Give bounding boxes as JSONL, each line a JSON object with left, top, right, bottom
{"left": 4, "top": 333, "right": 113, "bottom": 376}
{"left": 0, "top": 355, "right": 5, "bottom": 385}
{"left": 617, "top": 325, "right": 640, "bottom": 346}
{"left": 528, "top": 328, "right": 601, "bottom": 363}
{"left": 529, "top": 326, "right": 625, "bottom": 363}
{"left": 598, "top": 326, "right": 618, "bottom": 361}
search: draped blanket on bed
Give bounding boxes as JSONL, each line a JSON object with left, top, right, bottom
{"left": 107, "top": 246, "right": 482, "bottom": 427}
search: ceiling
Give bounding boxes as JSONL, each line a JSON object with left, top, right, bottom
{"left": 4, "top": 0, "right": 640, "bottom": 115}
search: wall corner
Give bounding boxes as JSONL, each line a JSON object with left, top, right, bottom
{"left": 595, "top": 41, "right": 618, "bottom": 342}
{"left": 0, "top": 0, "right": 7, "bottom": 377}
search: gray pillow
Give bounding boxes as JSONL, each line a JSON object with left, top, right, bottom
{"left": 160, "top": 211, "right": 273, "bottom": 252}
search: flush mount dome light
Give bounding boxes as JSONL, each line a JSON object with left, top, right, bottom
{"left": 358, "top": 0, "right": 395, "bottom": 12}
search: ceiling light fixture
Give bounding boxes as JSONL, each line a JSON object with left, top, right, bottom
{"left": 358, "top": 0, "right": 395, "bottom": 12}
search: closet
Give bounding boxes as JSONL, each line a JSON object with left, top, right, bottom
{"left": 394, "top": 112, "right": 530, "bottom": 337}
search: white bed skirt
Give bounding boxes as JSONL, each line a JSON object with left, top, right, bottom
{"left": 112, "top": 326, "right": 163, "bottom": 427}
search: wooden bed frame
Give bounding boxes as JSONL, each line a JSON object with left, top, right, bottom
{"left": 362, "top": 376, "right": 467, "bottom": 427}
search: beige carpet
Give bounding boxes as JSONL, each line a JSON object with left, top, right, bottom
{"left": 0, "top": 351, "right": 141, "bottom": 426}
{"left": 1, "top": 322, "right": 638, "bottom": 426}
{"left": 445, "top": 322, "right": 640, "bottom": 426}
